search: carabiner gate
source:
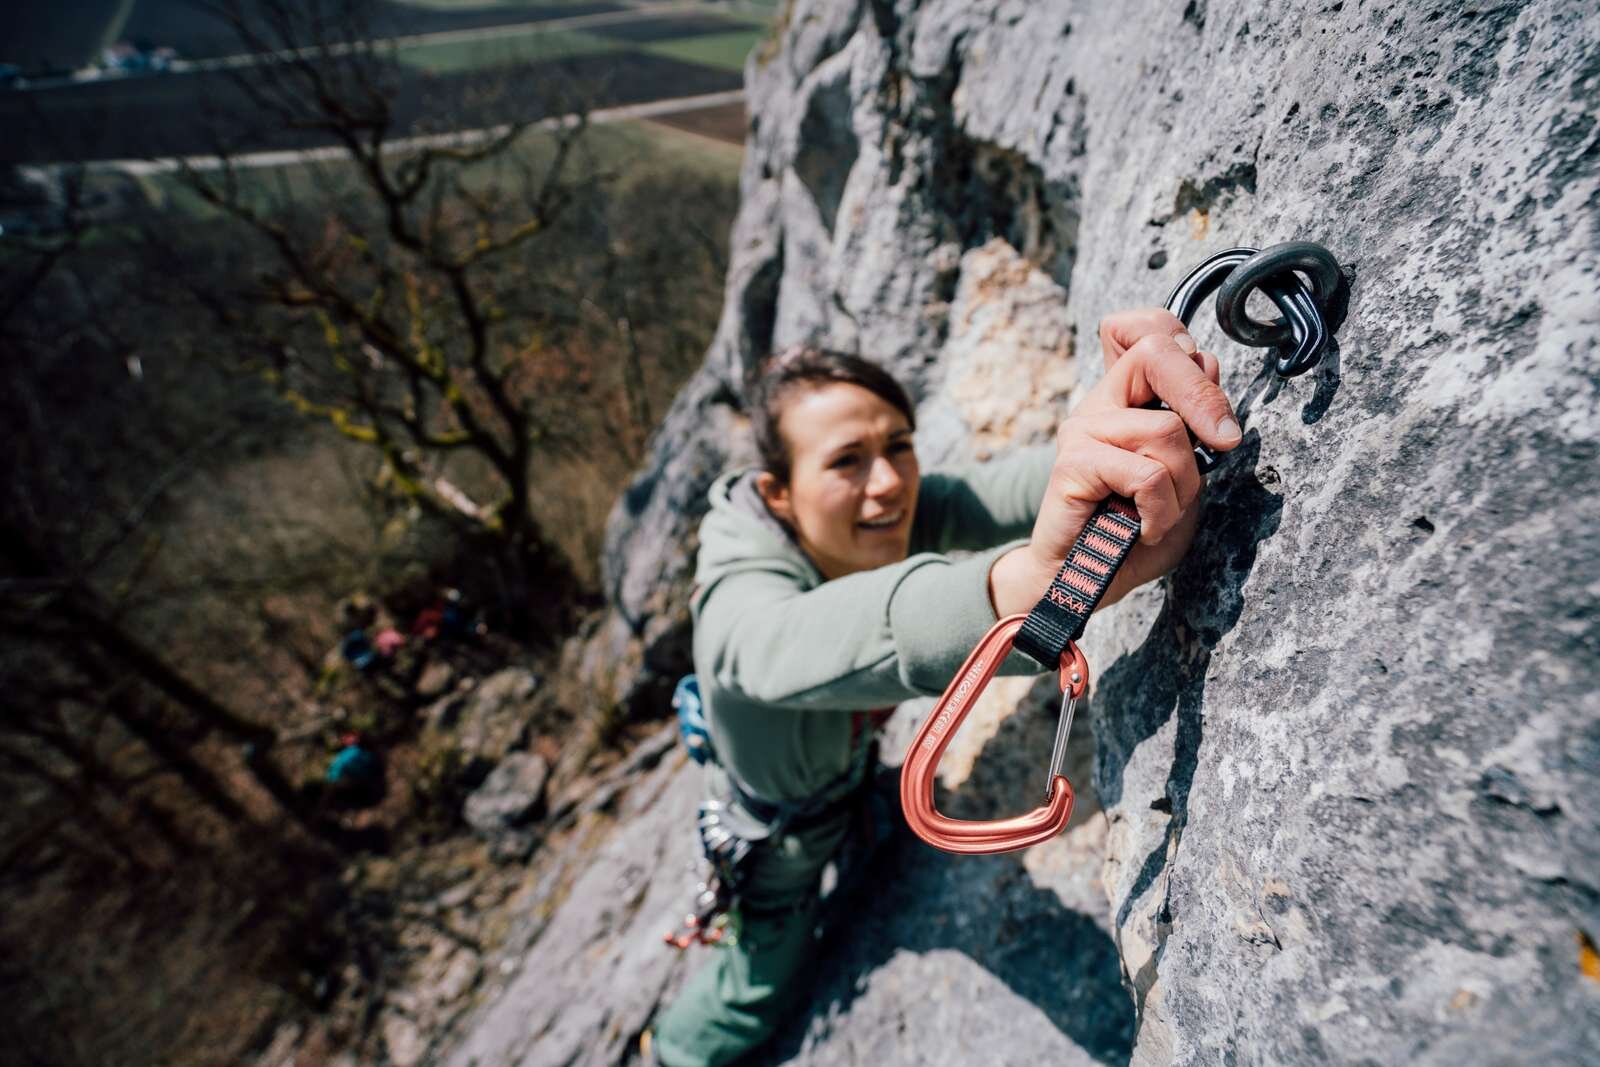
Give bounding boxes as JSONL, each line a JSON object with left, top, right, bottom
{"left": 899, "top": 615, "right": 1089, "bottom": 855}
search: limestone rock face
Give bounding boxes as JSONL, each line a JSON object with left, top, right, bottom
{"left": 461, "top": 1, "right": 1599, "bottom": 1064}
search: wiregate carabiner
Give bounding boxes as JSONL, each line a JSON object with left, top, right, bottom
{"left": 899, "top": 615, "right": 1089, "bottom": 854}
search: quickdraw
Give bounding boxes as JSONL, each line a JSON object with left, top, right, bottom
{"left": 662, "top": 873, "right": 736, "bottom": 949}
{"left": 899, "top": 616, "right": 1089, "bottom": 854}
{"left": 900, "top": 241, "right": 1344, "bottom": 855}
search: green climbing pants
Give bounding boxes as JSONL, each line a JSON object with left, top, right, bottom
{"left": 652, "top": 813, "right": 852, "bottom": 1067}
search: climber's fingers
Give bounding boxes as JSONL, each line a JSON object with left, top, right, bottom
{"left": 1078, "top": 332, "right": 1241, "bottom": 451}
{"left": 1065, "top": 406, "right": 1203, "bottom": 515}
{"left": 1098, "top": 308, "right": 1197, "bottom": 370}
{"left": 1045, "top": 431, "right": 1184, "bottom": 547}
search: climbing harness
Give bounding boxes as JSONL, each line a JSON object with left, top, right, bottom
{"left": 664, "top": 674, "right": 885, "bottom": 948}
{"left": 900, "top": 241, "right": 1344, "bottom": 855}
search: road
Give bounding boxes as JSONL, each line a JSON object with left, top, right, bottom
{"left": 95, "top": 88, "right": 745, "bottom": 175}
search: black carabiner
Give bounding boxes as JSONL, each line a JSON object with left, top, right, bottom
{"left": 1214, "top": 241, "right": 1343, "bottom": 373}
{"left": 1158, "top": 242, "right": 1343, "bottom": 472}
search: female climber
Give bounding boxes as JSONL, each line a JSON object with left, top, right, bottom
{"left": 644, "top": 308, "right": 1242, "bottom": 1067}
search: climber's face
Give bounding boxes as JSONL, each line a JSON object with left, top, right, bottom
{"left": 758, "top": 382, "right": 920, "bottom": 580}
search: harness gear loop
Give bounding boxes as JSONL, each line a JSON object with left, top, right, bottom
{"left": 899, "top": 616, "right": 1088, "bottom": 854}
{"left": 900, "top": 241, "right": 1344, "bottom": 857}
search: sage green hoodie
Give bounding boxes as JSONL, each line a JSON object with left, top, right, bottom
{"left": 690, "top": 445, "right": 1057, "bottom": 807}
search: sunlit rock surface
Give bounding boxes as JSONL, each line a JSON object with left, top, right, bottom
{"left": 451, "top": 1, "right": 1600, "bottom": 1064}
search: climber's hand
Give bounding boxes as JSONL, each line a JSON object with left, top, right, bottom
{"left": 1098, "top": 307, "right": 1203, "bottom": 370}
{"left": 987, "top": 327, "right": 1239, "bottom": 617}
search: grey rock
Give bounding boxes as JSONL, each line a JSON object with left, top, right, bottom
{"left": 486, "top": 830, "right": 538, "bottom": 866}
{"left": 456, "top": 1, "right": 1600, "bottom": 1065}
{"left": 748, "top": 681, "right": 1132, "bottom": 1067}
{"left": 436, "top": 880, "right": 476, "bottom": 912}
{"left": 434, "top": 949, "right": 482, "bottom": 1004}
{"left": 391, "top": 938, "right": 468, "bottom": 1025}
{"left": 414, "top": 659, "right": 455, "bottom": 700}
{"left": 445, "top": 748, "right": 704, "bottom": 1067}
{"left": 424, "top": 691, "right": 464, "bottom": 731}
{"left": 381, "top": 1013, "right": 427, "bottom": 1067}
{"left": 449, "top": 668, "right": 538, "bottom": 782}
{"left": 252, "top": 1022, "right": 302, "bottom": 1067}
{"left": 463, "top": 753, "right": 550, "bottom": 836}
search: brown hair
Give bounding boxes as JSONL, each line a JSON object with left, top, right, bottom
{"left": 749, "top": 346, "right": 916, "bottom": 483}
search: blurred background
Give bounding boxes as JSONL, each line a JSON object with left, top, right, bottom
{"left": 0, "top": 2, "right": 770, "bottom": 1063}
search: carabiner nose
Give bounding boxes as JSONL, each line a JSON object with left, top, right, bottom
{"left": 900, "top": 616, "right": 1090, "bottom": 855}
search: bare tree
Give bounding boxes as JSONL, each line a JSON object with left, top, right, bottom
{"left": 0, "top": 0, "right": 739, "bottom": 1055}
{"left": 0, "top": 168, "right": 331, "bottom": 857}
{"left": 166, "top": 0, "right": 635, "bottom": 626}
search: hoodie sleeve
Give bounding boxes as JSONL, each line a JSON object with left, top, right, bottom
{"left": 910, "top": 444, "right": 1055, "bottom": 555}
{"left": 693, "top": 541, "right": 1034, "bottom": 711}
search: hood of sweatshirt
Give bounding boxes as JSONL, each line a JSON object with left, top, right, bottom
{"left": 693, "top": 468, "right": 823, "bottom": 600}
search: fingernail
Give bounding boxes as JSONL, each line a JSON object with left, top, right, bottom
{"left": 1173, "top": 331, "right": 1197, "bottom": 355}
{"left": 1217, "top": 416, "right": 1242, "bottom": 444}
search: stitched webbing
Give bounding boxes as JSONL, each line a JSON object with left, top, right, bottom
{"left": 1013, "top": 496, "right": 1141, "bottom": 666}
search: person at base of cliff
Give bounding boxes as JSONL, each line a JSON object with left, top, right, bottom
{"left": 411, "top": 601, "right": 445, "bottom": 643}
{"left": 373, "top": 624, "right": 406, "bottom": 659}
{"left": 339, "top": 628, "right": 378, "bottom": 672}
{"left": 325, "top": 732, "right": 385, "bottom": 809}
{"left": 643, "top": 310, "right": 1242, "bottom": 1067}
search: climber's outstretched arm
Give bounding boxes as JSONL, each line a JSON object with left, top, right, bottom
{"left": 988, "top": 309, "right": 1242, "bottom": 617}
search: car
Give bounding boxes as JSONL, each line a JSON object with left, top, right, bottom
{"left": 100, "top": 41, "right": 180, "bottom": 75}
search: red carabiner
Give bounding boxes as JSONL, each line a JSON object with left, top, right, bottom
{"left": 900, "top": 614, "right": 1090, "bottom": 855}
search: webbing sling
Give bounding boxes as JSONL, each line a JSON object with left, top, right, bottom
{"left": 1013, "top": 495, "right": 1142, "bottom": 667}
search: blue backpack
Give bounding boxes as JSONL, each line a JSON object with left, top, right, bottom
{"left": 673, "top": 675, "right": 715, "bottom": 766}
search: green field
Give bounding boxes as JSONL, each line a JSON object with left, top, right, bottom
{"left": 637, "top": 29, "right": 763, "bottom": 73}
{"left": 400, "top": 26, "right": 766, "bottom": 76}
{"left": 401, "top": 0, "right": 783, "bottom": 8}
{"left": 395, "top": 11, "right": 768, "bottom": 78}
{"left": 398, "top": 0, "right": 604, "bottom": 8}
{"left": 399, "top": 28, "right": 626, "bottom": 73}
